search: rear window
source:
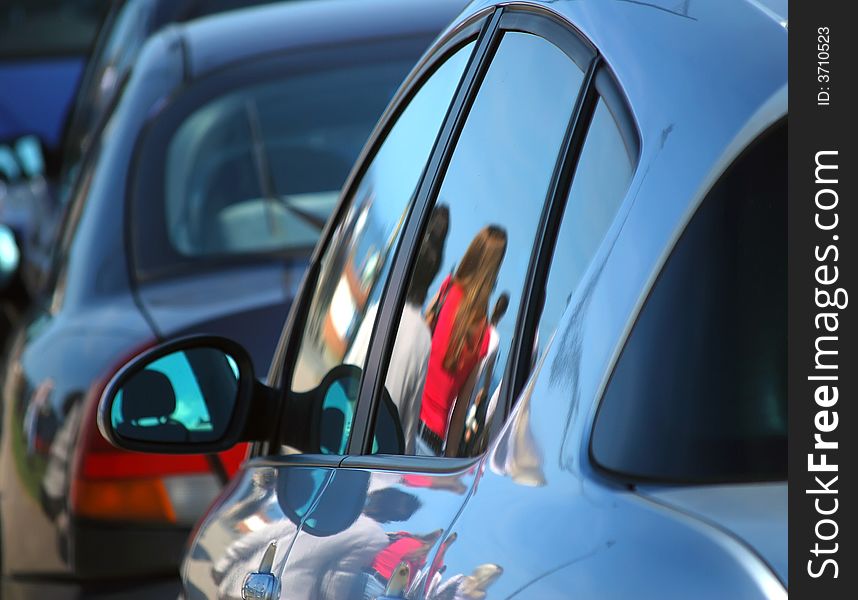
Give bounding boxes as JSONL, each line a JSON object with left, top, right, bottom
{"left": 591, "top": 122, "right": 787, "bottom": 483}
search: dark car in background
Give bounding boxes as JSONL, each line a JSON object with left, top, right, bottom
{"left": 0, "top": 0, "right": 466, "bottom": 597}
{"left": 96, "top": 0, "right": 786, "bottom": 598}
{"left": 0, "top": 0, "right": 283, "bottom": 336}
{"left": 0, "top": 0, "right": 109, "bottom": 175}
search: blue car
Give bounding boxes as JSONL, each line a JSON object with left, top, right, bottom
{"left": 0, "top": 0, "right": 284, "bottom": 328}
{"left": 0, "top": 0, "right": 466, "bottom": 597}
{"left": 98, "top": 0, "right": 787, "bottom": 598}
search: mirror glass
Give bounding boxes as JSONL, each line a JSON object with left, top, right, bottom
{"left": 110, "top": 347, "right": 240, "bottom": 444}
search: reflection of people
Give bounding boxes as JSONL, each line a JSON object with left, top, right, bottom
{"left": 281, "top": 487, "right": 422, "bottom": 600}
{"left": 431, "top": 563, "right": 504, "bottom": 600}
{"left": 362, "top": 529, "right": 443, "bottom": 599}
{"left": 214, "top": 486, "right": 422, "bottom": 600}
{"left": 460, "top": 292, "right": 509, "bottom": 456}
{"left": 410, "top": 531, "right": 458, "bottom": 598}
{"left": 346, "top": 206, "right": 450, "bottom": 453}
{"left": 41, "top": 394, "right": 83, "bottom": 521}
{"left": 383, "top": 205, "right": 449, "bottom": 453}
{"left": 418, "top": 226, "right": 507, "bottom": 456}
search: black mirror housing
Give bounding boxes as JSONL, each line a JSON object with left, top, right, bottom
{"left": 97, "top": 335, "right": 275, "bottom": 454}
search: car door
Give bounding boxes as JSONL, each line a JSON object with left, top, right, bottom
{"left": 181, "top": 17, "right": 483, "bottom": 600}
{"left": 268, "top": 10, "right": 598, "bottom": 600}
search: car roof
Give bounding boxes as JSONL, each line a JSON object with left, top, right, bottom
{"left": 175, "top": 0, "right": 469, "bottom": 81}
{"left": 441, "top": 0, "right": 787, "bottom": 247}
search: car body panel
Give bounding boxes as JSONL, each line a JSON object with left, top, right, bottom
{"left": 404, "top": 352, "right": 786, "bottom": 599}
{"left": 138, "top": 262, "right": 308, "bottom": 374}
{"left": 182, "top": 459, "right": 336, "bottom": 599}
{"left": 638, "top": 483, "right": 788, "bottom": 586}
{"left": 0, "top": 297, "right": 154, "bottom": 577}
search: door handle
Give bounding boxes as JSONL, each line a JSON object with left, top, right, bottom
{"left": 242, "top": 542, "right": 281, "bottom": 600}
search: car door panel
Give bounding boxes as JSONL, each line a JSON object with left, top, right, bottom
{"left": 182, "top": 458, "right": 337, "bottom": 600}
{"left": 279, "top": 463, "right": 478, "bottom": 599}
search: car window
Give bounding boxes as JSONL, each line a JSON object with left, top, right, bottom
{"left": 373, "top": 31, "right": 587, "bottom": 458}
{"left": 285, "top": 42, "right": 477, "bottom": 454}
{"left": 591, "top": 122, "right": 787, "bottom": 483}
{"left": 535, "top": 95, "right": 638, "bottom": 363}
{"left": 0, "top": 0, "right": 108, "bottom": 58}
{"left": 162, "top": 59, "right": 413, "bottom": 259}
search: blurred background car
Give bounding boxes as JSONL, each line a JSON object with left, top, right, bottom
{"left": 0, "top": 0, "right": 109, "bottom": 179}
{"left": 93, "top": 0, "right": 787, "bottom": 598}
{"left": 0, "top": 0, "right": 110, "bottom": 339}
{"left": 0, "top": 0, "right": 285, "bottom": 342}
{"left": 0, "top": 0, "right": 467, "bottom": 597}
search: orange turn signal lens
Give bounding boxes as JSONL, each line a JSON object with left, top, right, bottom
{"left": 72, "top": 478, "right": 177, "bottom": 523}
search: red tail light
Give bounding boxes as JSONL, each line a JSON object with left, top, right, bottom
{"left": 69, "top": 341, "right": 248, "bottom": 525}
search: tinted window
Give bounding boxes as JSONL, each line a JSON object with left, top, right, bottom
{"left": 285, "top": 42, "right": 476, "bottom": 453}
{"left": 536, "top": 97, "right": 637, "bottom": 360}
{"left": 134, "top": 54, "right": 416, "bottom": 275}
{"left": 163, "top": 64, "right": 403, "bottom": 257}
{"left": 375, "top": 32, "right": 586, "bottom": 458}
{"left": 591, "top": 123, "right": 787, "bottom": 482}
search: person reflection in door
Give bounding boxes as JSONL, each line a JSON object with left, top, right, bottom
{"left": 361, "top": 528, "right": 443, "bottom": 599}
{"left": 417, "top": 225, "right": 508, "bottom": 457}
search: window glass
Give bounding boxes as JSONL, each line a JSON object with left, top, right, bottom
{"left": 535, "top": 98, "right": 636, "bottom": 360}
{"left": 0, "top": 1, "right": 109, "bottom": 58}
{"left": 161, "top": 59, "right": 413, "bottom": 259}
{"left": 591, "top": 123, "right": 787, "bottom": 482}
{"left": 377, "top": 32, "right": 586, "bottom": 458}
{"left": 286, "top": 42, "right": 477, "bottom": 453}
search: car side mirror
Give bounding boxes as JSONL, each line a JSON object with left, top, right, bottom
{"left": 97, "top": 336, "right": 265, "bottom": 454}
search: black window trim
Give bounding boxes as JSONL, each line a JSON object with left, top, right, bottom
{"left": 348, "top": 9, "right": 505, "bottom": 457}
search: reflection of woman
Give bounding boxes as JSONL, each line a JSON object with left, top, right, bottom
{"left": 418, "top": 225, "right": 507, "bottom": 457}
{"left": 362, "top": 529, "right": 442, "bottom": 599}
